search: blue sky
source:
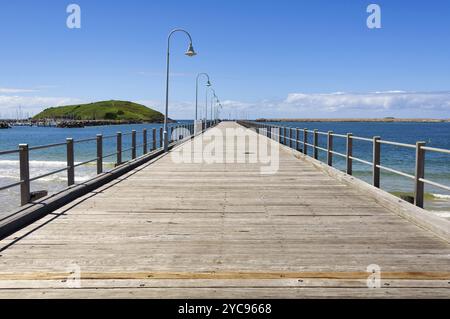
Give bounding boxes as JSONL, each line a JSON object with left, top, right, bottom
{"left": 0, "top": 0, "right": 450, "bottom": 119}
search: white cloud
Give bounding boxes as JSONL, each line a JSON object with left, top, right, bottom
{"left": 282, "top": 91, "right": 450, "bottom": 113}
{"left": 0, "top": 87, "right": 38, "bottom": 94}
{"left": 218, "top": 91, "right": 450, "bottom": 119}
{"left": 0, "top": 95, "right": 85, "bottom": 118}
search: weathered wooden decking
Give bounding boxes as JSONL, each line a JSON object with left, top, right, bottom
{"left": 0, "top": 122, "right": 449, "bottom": 298}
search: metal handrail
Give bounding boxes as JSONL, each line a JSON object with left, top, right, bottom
{"left": 377, "top": 165, "right": 415, "bottom": 180}
{"left": 349, "top": 156, "right": 372, "bottom": 166}
{"left": 350, "top": 136, "right": 373, "bottom": 142}
{"left": 422, "top": 146, "right": 450, "bottom": 155}
{"left": 0, "top": 122, "right": 199, "bottom": 207}
{"left": 0, "top": 149, "right": 19, "bottom": 156}
{"left": 378, "top": 140, "right": 416, "bottom": 149}
{"left": 243, "top": 120, "right": 450, "bottom": 209}
{"left": 73, "top": 158, "right": 98, "bottom": 168}
{"left": 0, "top": 181, "right": 22, "bottom": 192}
{"left": 29, "top": 167, "right": 69, "bottom": 183}
{"left": 75, "top": 137, "right": 98, "bottom": 144}
{"left": 330, "top": 150, "right": 346, "bottom": 158}
{"left": 29, "top": 142, "right": 67, "bottom": 151}
{"left": 420, "top": 178, "right": 450, "bottom": 192}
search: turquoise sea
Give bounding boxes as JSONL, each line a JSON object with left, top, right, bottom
{"left": 0, "top": 121, "right": 449, "bottom": 217}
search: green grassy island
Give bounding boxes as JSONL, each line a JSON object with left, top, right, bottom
{"left": 33, "top": 100, "right": 166, "bottom": 123}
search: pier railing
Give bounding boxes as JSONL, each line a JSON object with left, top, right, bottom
{"left": 0, "top": 122, "right": 207, "bottom": 207}
{"left": 239, "top": 121, "right": 450, "bottom": 209}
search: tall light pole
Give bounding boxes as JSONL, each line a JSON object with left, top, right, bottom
{"left": 205, "top": 88, "right": 208, "bottom": 128}
{"left": 164, "top": 28, "right": 197, "bottom": 152}
{"left": 196, "top": 73, "right": 211, "bottom": 121}
{"left": 209, "top": 88, "right": 216, "bottom": 123}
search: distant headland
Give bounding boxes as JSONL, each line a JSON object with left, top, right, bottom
{"left": 255, "top": 118, "right": 450, "bottom": 123}
{"left": 32, "top": 100, "right": 171, "bottom": 127}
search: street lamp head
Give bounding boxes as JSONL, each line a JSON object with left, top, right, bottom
{"left": 206, "top": 80, "right": 212, "bottom": 87}
{"left": 185, "top": 43, "right": 197, "bottom": 57}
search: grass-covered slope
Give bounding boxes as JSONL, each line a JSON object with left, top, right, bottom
{"left": 33, "top": 100, "right": 165, "bottom": 122}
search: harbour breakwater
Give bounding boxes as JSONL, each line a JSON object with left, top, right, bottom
{"left": 0, "top": 119, "right": 175, "bottom": 128}
{"left": 0, "top": 122, "right": 11, "bottom": 129}
{"left": 56, "top": 119, "right": 175, "bottom": 128}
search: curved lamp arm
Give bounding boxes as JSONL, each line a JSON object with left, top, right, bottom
{"left": 163, "top": 28, "right": 196, "bottom": 152}
{"left": 167, "top": 29, "right": 195, "bottom": 54}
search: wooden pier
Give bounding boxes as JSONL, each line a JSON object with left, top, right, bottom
{"left": 0, "top": 122, "right": 449, "bottom": 298}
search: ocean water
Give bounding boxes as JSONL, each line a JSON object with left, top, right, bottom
{"left": 1, "top": 121, "right": 449, "bottom": 217}
{"left": 0, "top": 122, "right": 189, "bottom": 215}
{"left": 270, "top": 121, "right": 450, "bottom": 215}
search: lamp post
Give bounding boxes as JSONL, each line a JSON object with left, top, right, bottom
{"left": 196, "top": 73, "right": 211, "bottom": 121}
{"left": 209, "top": 88, "right": 216, "bottom": 123}
{"left": 163, "top": 28, "right": 197, "bottom": 152}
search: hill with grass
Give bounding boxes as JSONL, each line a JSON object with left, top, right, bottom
{"left": 33, "top": 100, "right": 165, "bottom": 122}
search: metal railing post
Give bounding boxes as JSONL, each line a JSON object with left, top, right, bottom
{"left": 19, "top": 144, "right": 30, "bottom": 206}
{"left": 414, "top": 141, "right": 426, "bottom": 208}
{"left": 116, "top": 132, "right": 122, "bottom": 166}
{"left": 327, "top": 131, "right": 333, "bottom": 166}
{"left": 303, "top": 129, "right": 308, "bottom": 155}
{"left": 131, "top": 130, "right": 137, "bottom": 159}
{"left": 346, "top": 133, "right": 353, "bottom": 175}
{"left": 278, "top": 127, "right": 281, "bottom": 143}
{"left": 284, "top": 127, "right": 287, "bottom": 145}
{"left": 143, "top": 129, "right": 148, "bottom": 154}
{"left": 152, "top": 128, "right": 156, "bottom": 151}
{"left": 159, "top": 128, "right": 163, "bottom": 148}
{"left": 289, "top": 128, "right": 293, "bottom": 148}
{"left": 373, "top": 136, "right": 381, "bottom": 188}
{"left": 96, "top": 134, "right": 103, "bottom": 174}
{"left": 313, "top": 129, "right": 319, "bottom": 159}
{"left": 66, "top": 138, "right": 75, "bottom": 186}
{"left": 296, "top": 128, "right": 300, "bottom": 151}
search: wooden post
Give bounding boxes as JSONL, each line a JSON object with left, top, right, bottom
{"left": 131, "top": 130, "right": 137, "bottom": 159}
{"left": 19, "top": 144, "right": 30, "bottom": 206}
{"left": 116, "top": 132, "right": 122, "bottom": 166}
{"left": 414, "top": 142, "right": 426, "bottom": 208}
{"left": 159, "top": 128, "right": 163, "bottom": 148}
{"left": 346, "top": 133, "right": 353, "bottom": 175}
{"left": 303, "top": 129, "right": 308, "bottom": 155}
{"left": 313, "top": 129, "right": 319, "bottom": 159}
{"left": 66, "top": 138, "right": 75, "bottom": 186}
{"left": 289, "top": 128, "right": 293, "bottom": 148}
{"left": 152, "top": 128, "right": 156, "bottom": 151}
{"left": 327, "top": 131, "right": 333, "bottom": 166}
{"left": 143, "top": 129, "right": 148, "bottom": 154}
{"left": 96, "top": 134, "right": 103, "bottom": 174}
{"left": 373, "top": 136, "right": 381, "bottom": 188}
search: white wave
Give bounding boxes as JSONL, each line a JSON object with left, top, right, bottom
{"left": 0, "top": 160, "right": 114, "bottom": 183}
{"left": 432, "top": 194, "right": 450, "bottom": 200}
{"left": 429, "top": 211, "right": 450, "bottom": 218}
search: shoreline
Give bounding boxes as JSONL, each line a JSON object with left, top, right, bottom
{"left": 256, "top": 118, "right": 450, "bottom": 123}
